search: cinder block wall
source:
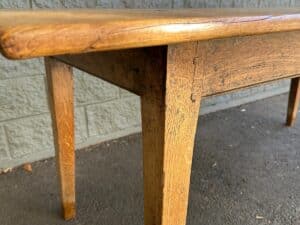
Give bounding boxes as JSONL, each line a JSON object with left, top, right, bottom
{"left": 0, "top": 0, "right": 299, "bottom": 169}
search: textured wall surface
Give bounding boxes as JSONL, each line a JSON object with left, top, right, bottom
{"left": 0, "top": 0, "right": 298, "bottom": 169}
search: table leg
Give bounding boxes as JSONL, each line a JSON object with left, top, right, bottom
{"left": 45, "top": 57, "right": 76, "bottom": 220}
{"left": 141, "top": 44, "right": 202, "bottom": 225}
{"left": 286, "top": 77, "right": 300, "bottom": 126}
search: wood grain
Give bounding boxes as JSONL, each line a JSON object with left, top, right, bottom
{"left": 200, "top": 31, "right": 300, "bottom": 96}
{"left": 45, "top": 57, "right": 76, "bottom": 220}
{"left": 286, "top": 77, "right": 300, "bottom": 126}
{"left": 54, "top": 31, "right": 300, "bottom": 98}
{"left": 141, "top": 43, "right": 202, "bottom": 225}
{"left": 0, "top": 9, "right": 300, "bottom": 59}
{"left": 55, "top": 49, "right": 148, "bottom": 95}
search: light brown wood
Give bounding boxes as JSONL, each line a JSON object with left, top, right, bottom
{"left": 0, "top": 9, "right": 300, "bottom": 59}
{"left": 1, "top": 8, "right": 300, "bottom": 225}
{"left": 286, "top": 77, "right": 300, "bottom": 126}
{"left": 199, "top": 31, "right": 300, "bottom": 96}
{"left": 45, "top": 57, "right": 76, "bottom": 220}
{"left": 141, "top": 43, "right": 202, "bottom": 225}
{"left": 55, "top": 31, "right": 300, "bottom": 98}
{"left": 55, "top": 49, "right": 148, "bottom": 95}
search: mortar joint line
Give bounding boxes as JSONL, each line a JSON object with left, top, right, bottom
{"left": 2, "top": 126, "right": 12, "bottom": 160}
{"left": 84, "top": 106, "right": 90, "bottom": 138}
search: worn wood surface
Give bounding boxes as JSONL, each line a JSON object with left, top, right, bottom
{"left": 141, "top": 43, "right": 202, "bottom": 225}
{"left": 55, "top": 49, "right": 148, "bottom": 95}
{"left": 55, "top": 31, "right": 300, "bottom": 98}
{"left": 1, "top": 9, "right": 300, "bottom": 59}
{"left": 286, "top": 77, "right": 300, "bottom": 126}
{"left": 200, "top": 31, "right": 300, "bottom": 96}
{"left": 1, "top": 8, "right": 300, "bottom": 225}
{"left": 45, "top": 57, "right": 76, "bottom": 220}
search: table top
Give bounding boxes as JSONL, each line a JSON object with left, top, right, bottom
{"left": 0, "top": 9, "right": 300, "bottom": 59}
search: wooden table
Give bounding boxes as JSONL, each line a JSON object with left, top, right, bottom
{"left": 1, "top": 9, "right": 300, "bottom": 225}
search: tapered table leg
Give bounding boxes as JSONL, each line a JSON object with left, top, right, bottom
{"left": 45, "top": 57, "right": 76, "bottom": 220}
{"left": 141, "top": 44, "right": 202, "bottom": 225}
{"left": 286, "top": 77, "right": 300, "bottom": 126}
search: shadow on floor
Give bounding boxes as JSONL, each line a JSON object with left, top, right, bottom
{"left": 1, "top": 94, "right": 300, "bottom": 225}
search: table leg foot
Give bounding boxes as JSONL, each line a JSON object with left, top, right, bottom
{"left": 45, "top": 57, "right": 76, "bottom": 220}
{"left": 286, "top": 77, "right": 300, "bottom": 127}
{"left": 63, "top": 202, "right": 76, "bottom": 220}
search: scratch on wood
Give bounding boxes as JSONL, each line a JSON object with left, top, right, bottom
{"left": 190, "top": 41, "right": 200, "bottom": 103}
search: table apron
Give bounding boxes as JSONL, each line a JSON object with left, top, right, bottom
{"left": 199, "top": 31, "right": 300, "bottom": 96}
{"left": 55, "top": 31, "right": 300, "bottom": 98}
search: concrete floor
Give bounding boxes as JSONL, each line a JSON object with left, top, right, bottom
{"left": 1, "top": 94, "right": 300, "bottom": 225}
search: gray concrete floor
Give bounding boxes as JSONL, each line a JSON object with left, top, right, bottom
{"left": 1, "top": 94, "right": 300, "bottom": 225}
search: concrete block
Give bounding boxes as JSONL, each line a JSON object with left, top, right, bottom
{"left": 200, "top": 80, "right": 289, "bottom": 115}
{"left": 33, "top": 0, "right": 96, "bottom": 8}
{"left": 75, "top": 107, "right": 89, "bottom": 145}
{"left": 173, "top": 0, "right": 185, "bottom": 8}
{"left": 87, "top": 97, "right": 141, "bottom": 137}
{"left": 184, "top": 0, "right": 206, "bottom": 8}
{"left": 4, "top": 108, "right": 88, "bottom": 158}
{"left": 4, "top": 115, "right": 54, "bottom": 158}
{"left": 140, "top": 0, "right": 173, "bottom": 8}
{"left": 97, "top": 0, "right": 173, "bottom": 8}
{"left": 96, "top": 0, "right": 114, "bottom": 8}
{"left": 0, "top": 127, "right": 9, "bottom": 159}
{"left": 205, "top": 0, "right": 220, "bottom": 7}
{"left": 74, "top": 69, "right": 119, "bottom": 106}
{"left": 259, "top": 0, "right": 290, "bottom": 7}
{"left": 0, "top": 0, "right": 30, "bottom": 8}
{"left": 32, "top": 0, "right": 63, "bottom": 8}
{"left": 96, "top": 0, "right": 132, "bottom": 8}
{"left": 63, "top": 0, "right": 96, "bottom": 7}
{"left": 220, "top": 0, "right": 234, "bottom": 7}
{"left": 292, "top": 0, "right": 300, "bottom": 6}
{"left": 0, "top": 55, "right": 44, "bottom": 80}
{"left": 234, "top": 0, "right": 259, "bottom": 7}
{"left": 119, "top": 88, "right": 136, "bottom": 98}
{"left": 263, "top": 80, "right": 290, "bottom": 92}
{"left": 0, "top": 76, "right": 48, "bottom": 121}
